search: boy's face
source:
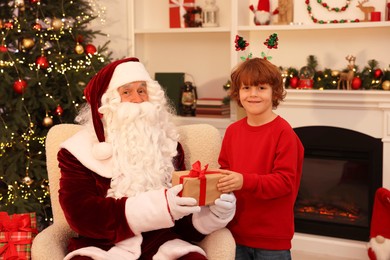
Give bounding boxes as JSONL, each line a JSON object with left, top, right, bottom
{"left": 239, "top": 83, "right": 273, "bottom": 117}
{"left": 118, "top": 81, "right": 149, "bottom": 103}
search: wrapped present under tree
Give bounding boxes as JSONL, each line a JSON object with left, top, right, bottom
{"left": 0, "top": 212, "right": 38, "bottom": 260}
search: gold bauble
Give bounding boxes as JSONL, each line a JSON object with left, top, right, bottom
{"left": 331, "top": 70, "right": 340, "bottom": 77}
{"left": 382, "top": 80, "right": 390, "bottom": 91}
{"left": 51, "top": 18, "right": 63, "bottom": 31}
{"left": 22, "top": 38, "right": 35, "bottom": 50}
{"left": 22, "top": 176, "right": 34, "bottom": 185}
{"left": 75, "top": 43, "right": 84, "bottom": 54}
{"left": 43, "top": 116, "right": 53, "bottom": 127}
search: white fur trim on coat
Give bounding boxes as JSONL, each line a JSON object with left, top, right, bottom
{"left": 60, "top": 128, "right": 113, "bottom": 178}
{"left": 152, "top": 239, "right": 206, "bottom": 260}
{"left": 192, "top": 206, "right": 233, "bottom": 235}
{"left": 125, "top": 188, "right": 174, "bottom": 234}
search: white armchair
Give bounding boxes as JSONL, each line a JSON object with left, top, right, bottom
{"left": 31, "top": 123, "right": 235, "bottom": 260}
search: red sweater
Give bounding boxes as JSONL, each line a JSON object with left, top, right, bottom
{"left": 218, "top": 116, "right": 304, "bottom": 250}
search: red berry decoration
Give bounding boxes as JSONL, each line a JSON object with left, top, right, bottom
{"left": 13, "top": 79, "right": 28, "bottom": 94}
{"left": 36, "top": 55, "right": 49, "bottom": 69}
{"left": 55, "top": 105, "right": 63, "bottom": 116}
{"left": 374, "top": 69, "right": 383, "bottom": 79}
{"left": 85, "top": 44, "right": 97, "bottom": 55}
{"left": 4, "top": 22, "right": 13, "bottom": 29}
{"left": 289, "top": 76, "right": 299, "bottom": 88}
{"left": 351, "top": 77, "right": 362, "bottom": 90}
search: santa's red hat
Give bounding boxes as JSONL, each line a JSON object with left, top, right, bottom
{"left": 84, "top": 57, "right": 152, "bottom": 160}
{"left": 370, "top": 187, "right": 390, "bottom": 239}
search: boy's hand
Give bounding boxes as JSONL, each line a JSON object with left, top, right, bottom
{"left": 216, "top": 169, "right": 243, "bottom": 193}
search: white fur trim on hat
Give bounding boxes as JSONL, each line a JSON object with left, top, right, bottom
{"left": 108, "top": 62, "right": 152, "bottom": 92}
{"left": 92, "top": 141, "right": 113, "bottom": 160}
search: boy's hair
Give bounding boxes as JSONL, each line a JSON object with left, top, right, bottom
{"left": 230, "top": 57, "right": 286, "bottom": 108}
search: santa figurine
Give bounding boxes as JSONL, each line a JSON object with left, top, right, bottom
{"left": 249, "top": 0, "right": 276, "bottom": 25}
{"left": 367, "top": 187, "right": 390, "bottom": 260}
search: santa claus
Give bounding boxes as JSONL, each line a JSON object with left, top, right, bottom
{"left": 58, "top": 57, "right": 236, "bottom": 259}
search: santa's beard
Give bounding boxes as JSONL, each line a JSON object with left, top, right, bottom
{"left": 101, "top": 101, "right": 178, "bottom": 198}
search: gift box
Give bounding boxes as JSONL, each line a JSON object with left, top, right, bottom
{"left": 172, "top": 161, "right": 224, "bottom": 206}
{"left": 169, "top": 0, "right": 195, "bottom": 28}
{"left": 0, "top": 212, "right": 38, "bottom": 260}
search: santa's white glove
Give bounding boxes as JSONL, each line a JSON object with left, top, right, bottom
{"left": 166, "top": 184, "right": 201, "bottom": 220}
{"left": 210, "top": 193, "right": 236, "bottom": 219}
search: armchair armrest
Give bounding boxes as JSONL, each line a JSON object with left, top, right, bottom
{"left": 31, "top": 221, "right": 76, "bottom": 260}
{"left": 198, "top": 228, "right": 236, "bottom": 260}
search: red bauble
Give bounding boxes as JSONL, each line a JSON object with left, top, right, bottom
{"left": 289, "top": 76, "right": 299, "bottom": 88}
{"left": 55, "top": 105, "right": 63, "bottom": 116}
{"left": 351, "top": 77, "right": 362, "bottom": 90}
{"left": 0, "top": 45, "right": 7, "bottom": 52}
{"left": 374, "top": 69, "right": 383, "bottom": 79}
{"left": 85, "top": 44, "right": 97, "bottom": 55}
{"left": 13, "top": 79, "right": 28, "bottom": 94}
{"left": 36, "top": 55, "right": 49, "bottom": 69}
{"left": 30, "top": 0, "right": 40, "bottom": 3}
{"left": 32, "top": 22, "right": 42, "bottom": 31}
{"left": 4, "top": 22, "right": 13, "bottom": 29}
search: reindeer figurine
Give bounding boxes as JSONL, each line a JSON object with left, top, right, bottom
{"left": 337, "top": 55, "right": 356, "bottom": 90}
{"left": 356, "top": 0, "right": 375, "bottom": 21}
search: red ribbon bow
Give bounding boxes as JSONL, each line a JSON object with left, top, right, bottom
{"left": 0, "top": 213, "right": 37, "bottom": 233}
{"left": 179, "top": 161, "right": 218, "bottom": 205}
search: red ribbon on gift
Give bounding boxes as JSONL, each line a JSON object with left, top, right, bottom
{"left": 0, "top": 232, "right": 32, "bottom": 260}
{"left": 179, "top": 161, "right": 218, "bottom": 205}
{"left": 0, "top": 213, "right": 37, "bottom": 233}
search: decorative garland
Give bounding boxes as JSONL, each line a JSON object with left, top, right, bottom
{"left": 316, "top": 0, "right": 351, "bottom": 12}
{"left": 305, "top": 0, "right": 360, "bottom": 24}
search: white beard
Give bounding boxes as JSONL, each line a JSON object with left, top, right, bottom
{"left": 101, "top": 101, "right": 178, "bottom": 198}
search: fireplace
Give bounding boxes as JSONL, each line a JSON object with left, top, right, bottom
{"left": 276, "top": 90, "right": 390, "bottom": 259}
{"left": 293, "top": 126, "right": 382, "bottom": 241}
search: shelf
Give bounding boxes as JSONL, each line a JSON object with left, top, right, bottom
{"left": 238, "top": 21, "right": 390, "bottom": 31}
{"left": 135, "top": 26, "right": 231, "bottom": 34}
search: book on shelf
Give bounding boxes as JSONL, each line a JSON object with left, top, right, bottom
{"left": 196, "top": 98, "right": 224, "bottom": 106}
{"left": 196, "top": 107, "right": 230, "bottom": 115}
{"left": 195, "top": 113, "right": 231, "bottom": 118}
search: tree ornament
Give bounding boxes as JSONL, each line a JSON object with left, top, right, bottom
{"left": 55, "top": 105, "right": 63, "bottom": 116}
{"left": 22, "top": 38, "right": 35, "bottom": 50}
{"left": 36, "top": 55, "right": 49, "bottom": 69}
{"left": 0, "top": 45, "right": 7, "bottom": 52}
{"left": 32, "top": 22, "right": 42, "bottom": 31}
{"left": 15, "top": 0, "right": 25, "bottom": 10}
{"left": 4, "top": 21, "right": 14, "bottom": 29}
{"left": 22, "top": 176, "right": 34, "bottom": 185}
{"left": 30, "top": 0, "right": 40, "bottom": 3}
{"left": 13, "top": 79, "right": 28, "bottom": 94}
{"left": 374, "top": 69, "right": 383, "bottom": 79}
{"left": 75, "top": 43, "right": 84, "bottom": 54}
{"left": 289, "top": 76, "right": 299, "bottom": 88}
{"left": 51, "top": 18, "right": 63, "bottom": 31}
{"left": 42, "top": 115, "right": 53, "bottom": 127}
{"left": 382, "top": 80, "right": 390, "bottom": 90}
{"left": 85, "top": 44, "right": 97, "bottom": 55}
{"left": 351, "top": 77, "right": 362, "bottom": 90}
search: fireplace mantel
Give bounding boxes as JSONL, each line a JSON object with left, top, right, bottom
{"left": 277, "top": 89, "right": 390, "bottom": 259}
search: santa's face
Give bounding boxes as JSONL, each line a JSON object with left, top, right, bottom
{"left": 100, "top": 83, "right": 178, "bottom": 198}
{"left": 118, "top": 81, "right": 149, "bottom": 103}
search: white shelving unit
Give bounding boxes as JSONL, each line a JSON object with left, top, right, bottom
{"left": 127, "top": 0, "right": 390, "bottom": 131}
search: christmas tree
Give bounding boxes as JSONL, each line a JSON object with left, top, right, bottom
{"left": 0, "top": 0, "right": 112, "bottom": 230}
